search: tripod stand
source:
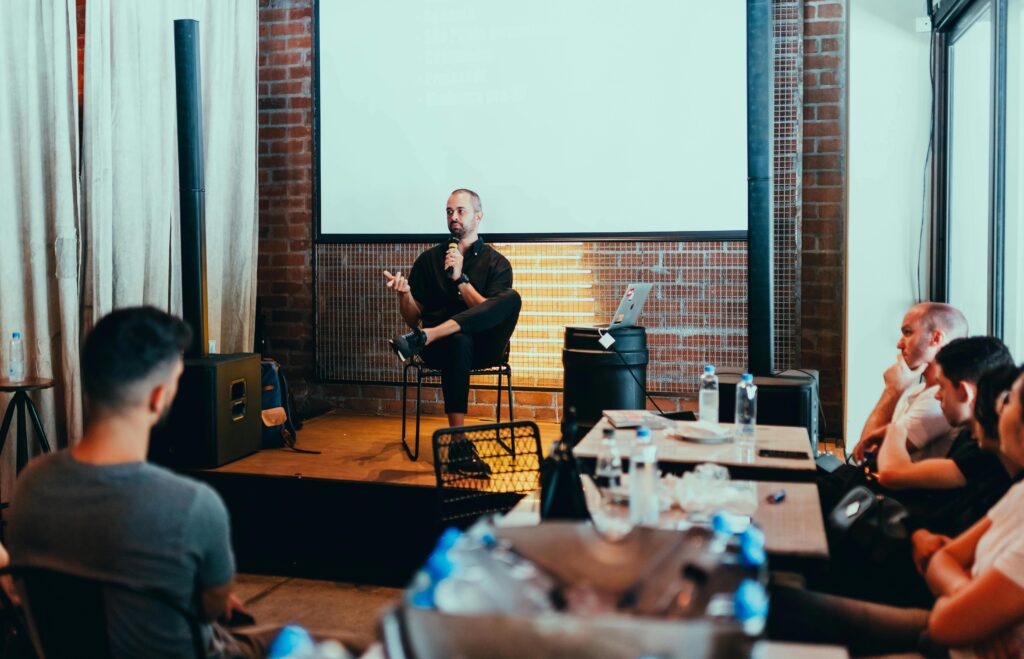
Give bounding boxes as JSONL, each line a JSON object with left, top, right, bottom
{"left": 0, "top": 378, "right": 53, "bottom": 476}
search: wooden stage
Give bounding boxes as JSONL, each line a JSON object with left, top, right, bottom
{"left": 188, "top": 412, "right": 560, "bottom": 586}
{"left": 203, "top": 410, "right": 560, "bottom": 487}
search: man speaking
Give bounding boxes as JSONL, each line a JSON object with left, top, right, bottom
{"left": 383, "top": 189, "right": 522, "bottom": 436}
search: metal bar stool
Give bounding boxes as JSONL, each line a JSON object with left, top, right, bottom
{"left": 0, "top": 378, "right": 54, "bottom": 505}
{"left": 400, "top": 349, "right": 514, "bottom": 461}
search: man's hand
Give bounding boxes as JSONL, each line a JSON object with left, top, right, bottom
{"left": 444, "top": 248, "right": 464, "bottom": 281}
{"left": 912, "top": 529, "right": 952, "bottom": 575}
{"left": 219, "top": 592, "right": 254, "bottom": 626}
{"left": 883, "top": 353, "right": 926, "bottom": 393}
{"left": 383, "top": 270, "right": 411, "bottom": 296}
{"left": 853, "top": 433, "right": 884, "bottom": 463}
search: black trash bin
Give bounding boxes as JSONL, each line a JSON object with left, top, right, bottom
{"left": 562, "top": 326, "right": 649, "bottom": 442}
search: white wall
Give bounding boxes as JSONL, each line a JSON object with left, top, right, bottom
{"left": 845, "top": 1, "right": 933, "bottom": 450}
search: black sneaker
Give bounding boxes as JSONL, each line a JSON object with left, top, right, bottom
{"left": 389, "top": 329, "right": 426, "bottom": 362}
{"left": 448, "top": 438, "right": 492, "bottom": 477}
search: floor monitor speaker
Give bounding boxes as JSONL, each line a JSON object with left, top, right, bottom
{"left": 716, "top": 369, "right": 820, "bottom": 455}
{"left": 150, "top": 353, "right": 262, "bottom": 468}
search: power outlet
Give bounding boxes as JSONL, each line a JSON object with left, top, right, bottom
{"left": 915, "top": 16, "right": 933, "bottom": 32}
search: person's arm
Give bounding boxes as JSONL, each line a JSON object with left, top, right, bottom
{"left": 191, "top": 485, "right": 237, "bottom": 622}
{"left": 0, "top": 542, "right": 17, "bottom": 606}
{"left": 928, "top": 569, "right": 1024, "bottom": 648}
{"left": 912, "top": 529, "right": 953, "bottom": 575}
{"left": 456, "top": 280, "right": 486, "bottom": 307}
{"left": 860, "top": 390, "right": 901, "bottom": 448}
{"left": 875, "top": 420, "right": 966, "bottom": 489}
{"left": 383, "top": 270, "right": 423, "bottom": 328}
{"left": 876, "top": 419, "right": 914, "bottom": 472}
{"left": 876, "top": 458, "right": 967, "bottom": 491}
{"left": 447, "top": 250, "right": 512, "bottom": 309}
{"left": 854, "top": 355, "right": 925, "bottom": 460}
{"left": 925, "top": 516, "right": 992, "bottom": 597}
{"left": 201, "top": 582, "right": 232, "bottom": 622}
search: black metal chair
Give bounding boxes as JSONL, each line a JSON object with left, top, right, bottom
{"left": 400, "top": 346, "right": 514, "bottom": 461}
{"left": 0, "top": 565, "right": 206, "bottom": 659}
{"left": 432, "top": 421, "right": 543, "bottom": 528}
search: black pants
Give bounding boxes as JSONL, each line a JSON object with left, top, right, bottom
{"left": 421, "top": 289, "right": 522, "bottom": 415}
{"left": 766, "top": 586, "right": 942, "bottom": 656}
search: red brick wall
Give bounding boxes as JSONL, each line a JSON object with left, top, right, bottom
{"left": 257, "top": 0, "right": 316, "bottom": 402}
{"left": 801, "top": 0, "right": 846, "bottom": 436}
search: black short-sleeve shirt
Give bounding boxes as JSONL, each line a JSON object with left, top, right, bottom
{"left": 948, "top": 428, "right": 1011, "bottom": 488}
{"left": 911, "top": 427, "right": 1013, "bottom": 535}
{"left": 408, "top": 237, "right": 513, "bottom": 328}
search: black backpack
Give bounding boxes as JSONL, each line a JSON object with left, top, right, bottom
{"left": 260, "top": 359, "right": 317, "bottom": 453}
{"left": 539, "top": 409, "right": 591, "bottom": 521}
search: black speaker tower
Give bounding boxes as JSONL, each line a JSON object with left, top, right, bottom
{"left": 174, "top": 19, "right": 209, "bottom": 359}
{"left": 150, "top": 20, "right": 261, "bottom": 469}
{"left": 742, "top": 1, "right": 820, "bottom": 451}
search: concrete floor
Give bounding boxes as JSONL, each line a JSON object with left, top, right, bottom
{"left": 234, "top": 573, "right": 401, "bottom": 642}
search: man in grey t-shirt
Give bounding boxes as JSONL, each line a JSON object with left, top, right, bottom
{"left": 7, "top": 307, "right": 258, "bottom": 657}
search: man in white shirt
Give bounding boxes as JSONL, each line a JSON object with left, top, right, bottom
{"left": 853, "top": 303, "right": 968, "bottom": 463}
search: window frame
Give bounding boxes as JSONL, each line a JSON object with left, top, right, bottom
{"left": 930, "top": 0, "right": 1009, "bottom": 336}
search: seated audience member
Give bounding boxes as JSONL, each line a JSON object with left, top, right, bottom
{"left": 769, "top": 367, "right": 1024, "bottom": 657}
{"left": 853, "top": 302, "right": 968, "bottom": 463}
{"left": 6, "top": 307, "right": 364, "bottom": 658}
{"left": 873, "top": 337, "right": 1015, "bottom": 535}
{"left": 819, "top": 342, "right": 1017, "bottom": 608}
{"left": 911, "top": 363, "right": 1024, "bottom": 580}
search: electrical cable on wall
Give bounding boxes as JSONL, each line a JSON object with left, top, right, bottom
{"left": 918, "top": 33, "right": 936, "bottom": 302}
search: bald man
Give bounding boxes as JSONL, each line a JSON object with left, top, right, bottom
{"left": 853, "top": 302, "right": 968, "bottom": 463}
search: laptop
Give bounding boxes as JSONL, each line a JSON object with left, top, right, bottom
{"left": 605, "top": 283, "right": 653, "bottom": 329}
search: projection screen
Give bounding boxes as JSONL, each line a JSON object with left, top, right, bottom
{"left": 316, "top": 1, "right": 748, "bottom": 240}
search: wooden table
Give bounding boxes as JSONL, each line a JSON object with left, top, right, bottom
{"left": 501, "top": 480, "right": 829, "bottom": 562}
{"left": 574, "top": 418, "right": 817, "bottom": 481}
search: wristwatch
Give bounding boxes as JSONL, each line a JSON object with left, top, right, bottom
{"left": 456, "top": 273, "right": 470, "bottom": 286}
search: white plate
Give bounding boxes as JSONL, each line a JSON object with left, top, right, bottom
{"left": 668, "top": 420, "right": 734, "bottom": 444}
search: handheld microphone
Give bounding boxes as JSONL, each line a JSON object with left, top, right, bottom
{"left": 445, "top": 235, "right": 458, "bottom": 278}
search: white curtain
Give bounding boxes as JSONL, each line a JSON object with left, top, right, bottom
{"left": 83, "top": 0, "right": 258, "bottom": 352}
{"left": 0, "top": 0, "right": 83, "bottom": 492}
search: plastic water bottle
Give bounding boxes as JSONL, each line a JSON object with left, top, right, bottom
{"left": 735, "top": 374, "right": 757, "bottom": 456}
{"left": 629, "top": 426, "right": 659, "bottom": 525}
{"left": 699, "top": 365, "right": 719, "bottom": 424}
{"left": 430, "top": 522, "right": 554, "bottom": 615}
{"left": 312, "top": 641, "right": 353, "bottom": 659}
{"left": 8, "top": 332, "right": 24, "bottom": 381}
{"left": 268, "top": 625, "right": 316, "bottom": 659}
{"left": 594, "top": 426, "right": 623, "bottom": 490}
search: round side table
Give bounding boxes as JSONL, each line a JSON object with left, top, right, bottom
{"left": 0, "top": 378, "right": 54, "bottom": 474}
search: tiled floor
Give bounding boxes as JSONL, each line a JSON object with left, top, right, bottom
{"left": 235, "top": 574, "right": 401, "bottom": 641}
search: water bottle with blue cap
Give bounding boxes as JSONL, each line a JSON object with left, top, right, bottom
{"left": 8, "top": 332, "right": 24, "bottom": 381}
{"left": 739, "top": 525, "right": 767, "bottom": 568}
{"left": 267, "top": 625, "right": 316, "bottom": 659}
{"left": 629, "top": 426, "right": 659, "bottom": 525}
{"left": 699, "top": 365, "right": 719, "bottom": 424}
{"left": 734, "top": 579, "right": 770, "bottom": 635}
